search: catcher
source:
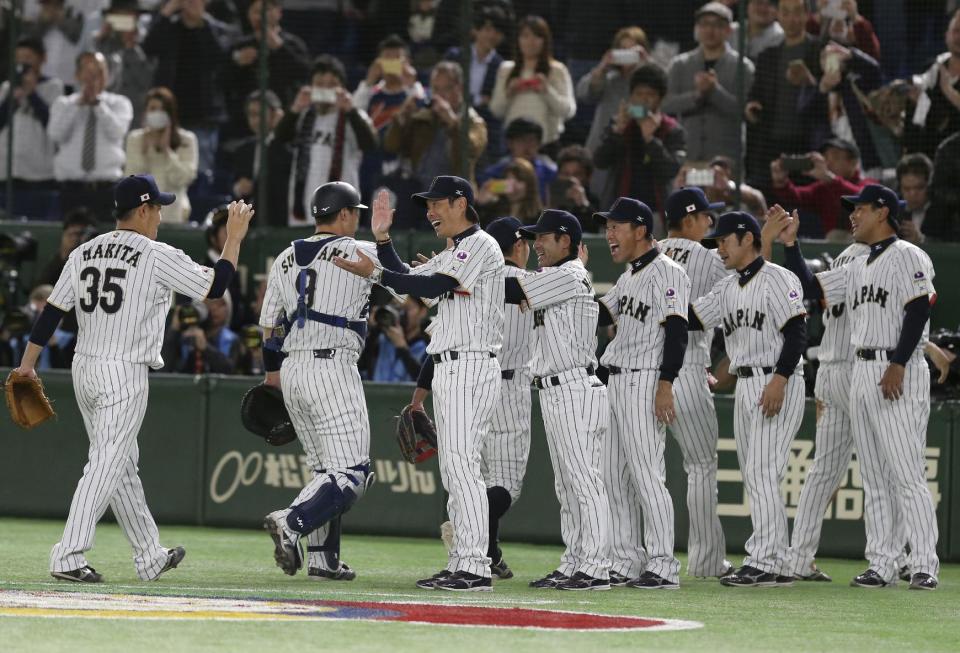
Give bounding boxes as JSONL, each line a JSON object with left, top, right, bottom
{"left": 256, "top": 181, "right": 382, "bottom": 580}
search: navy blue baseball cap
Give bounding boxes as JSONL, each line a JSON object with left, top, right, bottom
{"left": 841, "top": 184, "right": 906, "bottom": 219}
{"left": 113, "top": 174, "right": 176, "bottom": 217}
{"left": 518, "top": 209, "right": 583, "bottom": 247}
{"left": 412, "top": 175, "right": 479, "bottom": 221}
{"left": 707, "top": 210, "right": 761, "bottom": 239}
{"left": 665, "top": 187, "right": 725, "bottom": 224}
{"left": 485, "top": 216, "right": 524, "bottom": 251}
{"left": 593, "top": 197, "right": 654, "bottom": 229}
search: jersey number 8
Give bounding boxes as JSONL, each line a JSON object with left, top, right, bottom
{"left": 79, "top": 267, "right": 127, "bottom": 314}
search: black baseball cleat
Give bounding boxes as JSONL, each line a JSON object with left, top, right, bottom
{"left": 720, "top": 565, "right": 777, "bottom": 588}
{"left": 415, "top": 569, "right": 451, "bottom": 589}
{"left": 775, "top": 575, "right": 795, "bottom": 587}
{"left": 626, "top": 571, "right": 679, "bottom": 590}
{"left": 309, "top": 562, "right": 356, "bottom": 581}
{"left": 557, "top": 571, "right": 611, "bottom": 591}
{"left": 850, "top": 569, "right": 889, "bottom": 588}
{"left": 909, "top": 573, "right": 938, "bottom": 591}
{"left": 899, "top": 566, "right": 912, "bottom": 582}
{"left": 434, "top": 571, "right": 492, "bottom": 592}
{"left": 795, "top": 564, "right": 831, "bottom": 582}
{"left": 263, "top": 511, "right": 303, "bottom": 576}
{"left": 491, "top": 558, "right": 514, "bottom": 579}
{"left": 529, "top": 570, "right": 569, "bottom": 589}
{"left": 154, "top": 547, "right": 186, "bottom": 579}
{"left": 51, "top": 566, "right": 102, "bottom": 583}
{"left": 608, "top": 571, "right": 634, "bottom": 587}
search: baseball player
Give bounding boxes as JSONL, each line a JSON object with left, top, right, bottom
{"left": 762, "top": 207, "right": 916, "bottom": 583}
{"left": 410, "top": 217, "right": 534, "bottom": 580}
{"left": 505, "top": 209, "right": 612, "bottom": 591}
{"left": 689, "top": 211, "right": 807, "bottom": 588}
{"left": 335, "top": 175, "right": 504, "bottom": 592}
{"left": 11, "top": 175, "right": 252, "bottom": 583}
{"left": 595, "top": 198, "right": 691, "bottom": 590}
{"left": 657, "top": 187, "right": 734, "bottom": 579}
{"left": 259, "top": 181, "right": 380, "bottom": 581}
{"left": 778, "top": 185, "right": 940, "bottom": 590}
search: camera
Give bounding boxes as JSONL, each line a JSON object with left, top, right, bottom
{"left": 242, "top": 324, "right": 262, "bottom": 349}
{"left": 0, "top": 232, "right": 38, "bottom": 338}
{"left": 311, "top": 87, "right": 338, "bottom": 105}
{"left": 611, "top": 48, "right": 641, "bottom": 66}
{"left": 374, "top": 304, "right": 400, "bottom": 329}
{"left": 781, "top": 154, "right": 815, "bottom": 173}
{"left": 12, "top": 63, "right": 28, "bottom": 87}
{"left": 179, "top": 304, "right": 201, "bottom": 347}
{"left": 0, "top": 232, "right": 38, "bottom": 265}
{"left": 685, "top": 168, "right": 715, "bottom": 187}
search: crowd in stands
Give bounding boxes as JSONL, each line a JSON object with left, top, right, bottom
{"left": 3, "top": 0, "right": 960, "bottom": 378}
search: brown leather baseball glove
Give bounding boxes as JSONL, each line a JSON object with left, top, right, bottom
{"left": 4, "top": 370, "right": 55, "bottom": 429}
{"left": 396, "top": 404, "right": 438, "bottom": 464}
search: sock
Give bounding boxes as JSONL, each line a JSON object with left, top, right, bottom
{"left": 486, "top": 486, "right": 512, "bottom": 562}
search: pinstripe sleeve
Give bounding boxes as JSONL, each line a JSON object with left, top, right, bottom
{"left": 46, "top": 252, "right": 77, "bottom": 311}
{"left": 519, "top": 267, "right": 587, "bottom": 309}
{"left": 768, "top": 269, "right": 807, "bottom": 330}
{"left": 897, "top": 245, "right": 936, "bottom": 305}
{"left": 658, "top": 264, "right": 691, "bottom": 323}
{"left": 153, "top": 243, "right": 215, "bottom": 300}
{"left": 817, "top": 266, "right": 847, "bottom": 307}
{"left": 691, "top": 282, "right": 723, "bottom": 330}
{"left": 432, "top": 236, "right": 494, "bottom": 292}
{"left": 259, "top": 257, "right": 287, "bottom": 329}
{"left": 599, "top": 277, "right": 622, "bottom": 323}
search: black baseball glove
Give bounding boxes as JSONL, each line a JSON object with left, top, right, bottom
{"left": 396, "top": 404, "right": 438, "bottom": 464}
{"left": 240, "top": 383, "right": 297, "bottom": 446}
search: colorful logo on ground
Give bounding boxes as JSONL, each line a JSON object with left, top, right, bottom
{"left": 0, "top": 591, "right": 702, "bottom": 631}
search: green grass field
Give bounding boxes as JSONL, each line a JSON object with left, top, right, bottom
{"left": 0, "top": 517, "right": 958, "bottom": 652}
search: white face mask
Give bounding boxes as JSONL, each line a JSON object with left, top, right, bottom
{"left": 145, "top": 110, "right": 170, "bottom": 130}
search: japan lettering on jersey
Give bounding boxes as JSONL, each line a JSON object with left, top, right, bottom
{"left": 816, "top": 242, "right": 869, "bottom": 363}
{"left": 412, "top": 229, "right": 505, "bottom": 355}
{"left": 600, "top": 252, "right": 691, "bottom": 369}
{"left": 659, "top": 237, "right": 727, "bottom": 366}
{"left": 47, "top": 230, "right": 215, "bottom": 368}
{"left": 501, "top": 264, "right": 534, "bottom": 371}
{"left": 692, "top": 260, "right": 805, "bottom": 368}
{"left": 518, "top": 258, "right": 597, "bottom": 377}
{"left": 818, "top": 239, "right": 935, "bottom": 354}
{"left": 259, "top": 235, "right": 381, "bottom": 354}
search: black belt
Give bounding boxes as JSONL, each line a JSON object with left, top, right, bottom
{"left": 607, "top": 365, "right": 642, "bottom": 375}
{"left": 533, "top": 365, "right": 595, "bottom": 390}
{"left": 735, "top": 366, "right": 773, "bottom": 378}
{"left": 313, "top": 349, "right": 336, "bottom": 359}
{"left": 501, "top": 369, "right": 515, "bottom": 380}
{"left": 856, "top": 348, "right": 895, "bottom": 361}
{"left": 430, "top": 351, "right": 496, "bottom": 364}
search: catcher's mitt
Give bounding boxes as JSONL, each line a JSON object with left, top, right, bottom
{"left": 4, "top": 370, "right": 55, "bottom": 429}
{"left": 240, "top": 383, "right": 297, "bottom": 446}
{"left": 397, "top": 404, "right": 438, "bottom": 464}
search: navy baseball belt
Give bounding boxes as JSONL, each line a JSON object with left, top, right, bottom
{"left": 430, "top": 351, "right": 496, "bottom": 364}
{"left": 734, "top": 366, "right": 773, "bottom": 378}
{"left": 606, "top": 365, "right": 644, "bottom": 375}
{"left": 534, "top": 365, "right": 596, "bottom": 390}
{"left": 856, "top": 348, "right": 895, "bottom": 361}
{"left": 501, "top": 369, "right": 515, "bottom": 380}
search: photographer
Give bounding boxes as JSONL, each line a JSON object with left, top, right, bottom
{"left": 359, "top": 297, "right": 430, "bottom": 383}
{"left": 33, "top": 208, "right": 97, "bottom": 288}
{"left": 549, "top": 145, "right": 600, "bottom": 233}
{"left": 675, "top": 156, "right": 767, "bottom": 220}
{"left": 0, "top": 36, "right": 64, "bottom": 189}
{"left": 161, "top": 299, "right": 241, "bottom": 374}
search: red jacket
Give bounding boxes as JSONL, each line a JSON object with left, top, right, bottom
{"left": 773, "top": 172, "right": 877, "bottom": 234}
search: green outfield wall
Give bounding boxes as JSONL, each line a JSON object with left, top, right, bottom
{"left": 1, "top": 370, "right": 956, "bottom": 561}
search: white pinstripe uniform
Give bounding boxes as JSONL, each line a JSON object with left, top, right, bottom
{"left": 692, "top": 259, "right": 806, "bottom": 575}
{"left": 260, "top": 234, "right": 381, "bottom": 569}
{"left": 600, "top": 250, "right": 690, "bottom": 583}
{"left": 817, "top": 238, "right": 939, "bottom": 583}
{"left": 483, "top": 264, "right": 534, "bottom": 501}
{"left": 410, "top": 228, "right": 505, "bottom": 578}
{"left": 659, "top": 237, "right": 731, "bottom": 576}
{"left": 47, "top": 231, "right": 215, "bottom": 579}
{"left": 520, "top": 258, "right": 611, "bottom": 580}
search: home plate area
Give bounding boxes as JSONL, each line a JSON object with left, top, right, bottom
{"left": 0, "top": 590, "right": 702, "bottom": 632}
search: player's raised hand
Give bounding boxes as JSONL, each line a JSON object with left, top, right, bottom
{"left": 758, "top": 374, "right": 787, "bottom": 417}
{"left": 654, "top": 380, "right": 676, "bottom": 425}
{"left": 333, "top": 250, "right": 376, "bottom": 278}
{"left": 226, "top": 200, "right": 255, "bottom": 242}
{"left": 410, "top": 252, "right": 433, "bottom": 267}
{"left": 879, "top": 363, "right": 905, "bottom": 401}
{"left": 371, "top": 189, "right": 395, "bottom": 241}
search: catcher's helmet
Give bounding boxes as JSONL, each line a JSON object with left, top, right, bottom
{"left": 311, "top": 181, "right": 367, "bottom": 219}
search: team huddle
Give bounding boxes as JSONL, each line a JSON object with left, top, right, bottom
{"left": 10, "top": 169, "right": 940, "bottom": 592}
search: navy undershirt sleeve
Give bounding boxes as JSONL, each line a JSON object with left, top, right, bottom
{"left": 207, "top": 259, "right": 236, "bottom": 299}
{"left": 659, "top": 315, "right": 689, "bottom": 382}
{"left": 774, "top": 315, "right": 808, "bottom": 377}
{"left": 891, "top": 296, "right": 930, "bottom": 365}
{"left": 28, "top": 304, "right": 66, "bottom": 347}
{"left": 380, "top": 269, "right": 459, "bottom": 298}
